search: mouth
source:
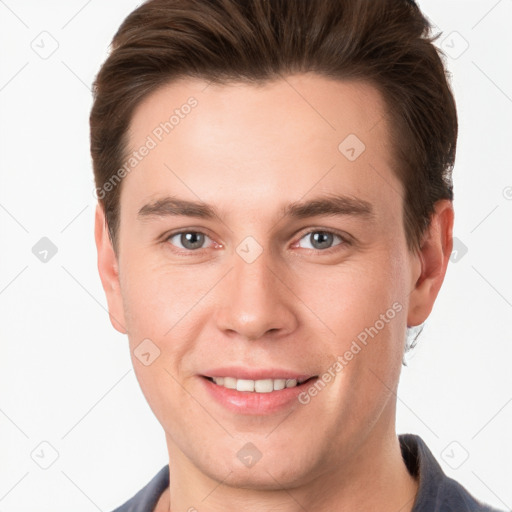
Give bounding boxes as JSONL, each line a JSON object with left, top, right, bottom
{"left": 202, "top": 375, "right": 317, "bottom": 393}
{"left": 199, "top": 367, "right": 320, "bottom": 414}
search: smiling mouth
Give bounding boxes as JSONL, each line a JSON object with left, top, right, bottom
{"left": 202, "top": 376, "right": 317, "bottom": 393}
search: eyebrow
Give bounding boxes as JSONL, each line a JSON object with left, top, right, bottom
{"left": 137, "top": 194, "right": 375, "bottom": 222}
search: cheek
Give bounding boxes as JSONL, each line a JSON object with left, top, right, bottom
{"left": 293, "top": 248, "right": 409, "bottom": 416}
{"left": 118, "top": 261, "right": 202, "bottom": 428}
{"left": 119, "top": 256, "right": 204, "bottom": 336}
{"left": 118, "top": 257, "right": 222, "bottom": 386}
{"left": 295, "top": 250, "right": 407, "bottom": 343}
{"left": 313, "top": 259, "right": 407, "bottom": 427}
{"left": 332, "top": 250, "right": 408, "bottom": 377}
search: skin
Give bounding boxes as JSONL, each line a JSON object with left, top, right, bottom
{"left": 95, "top": 73, "right": 453, "bottom": 512}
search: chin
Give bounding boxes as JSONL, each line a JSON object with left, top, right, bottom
{"left": 209, "top": 463, "right": 309, "bottom": 491}
{"left": 193, "top": 440, "right": 318, "bottom": 491}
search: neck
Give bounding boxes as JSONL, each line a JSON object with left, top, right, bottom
{"left": 159, "top": 409, "right": 418, "bottom": 512}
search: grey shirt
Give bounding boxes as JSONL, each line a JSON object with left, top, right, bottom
{"left": 111, "top": 433, "right": 505, "bottom": 511}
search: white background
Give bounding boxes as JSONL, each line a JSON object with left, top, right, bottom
{"left": 0, "top": 1, "right": 511, "bottom": 511}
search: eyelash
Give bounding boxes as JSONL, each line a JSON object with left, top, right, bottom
{"left": 163, "top": 228, "right": 351, "bottom": 256}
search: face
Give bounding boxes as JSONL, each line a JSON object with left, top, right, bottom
{"left": 96, "top": 74, "right": 448, "bottom": 490}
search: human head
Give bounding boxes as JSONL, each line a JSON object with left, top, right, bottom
{"left": 91, "top": 0, "right": 456, "bottom": 500}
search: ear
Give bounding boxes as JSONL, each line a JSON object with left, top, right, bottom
{"left": 94, "top": 204, "right": 127, "bottom": 334}
{"left": 407, "top": 199, "right": 454, "bottom": 327}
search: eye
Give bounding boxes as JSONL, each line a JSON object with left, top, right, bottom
{"left": 164, "top": 229, "right": 348, "bottom": 254}
{"left": 296, "top": 230, "right": 346, "bottom": 251}
{"left": 166, "top": 231, "right": 214, "bottom": 251}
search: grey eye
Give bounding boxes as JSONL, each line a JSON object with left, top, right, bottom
{"left": 298, "top": 231, "right": 342, "bottom": 250}
{"left": 168, "top": 232, "right": 209, "bottom": 250}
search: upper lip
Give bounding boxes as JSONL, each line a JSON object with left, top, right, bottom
{"left": 201, "top": 367, "right": 316, "bottom": 381}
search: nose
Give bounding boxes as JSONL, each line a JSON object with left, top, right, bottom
{"left": 213, "top": 248, "right": 298, "bottom": 342}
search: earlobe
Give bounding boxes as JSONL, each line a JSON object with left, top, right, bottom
{"left": 94, "top": 204, "right": 127, "bottom": 334}
{"left": 407, "top": 199, "right": 454, "bottom": 327}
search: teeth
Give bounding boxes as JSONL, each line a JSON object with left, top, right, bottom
{"left": 273, "top": 379, "right": 286, "bottom": 390}
{"left": 254, "top": 379, "right": 273, "bottom": 393}
{"left": 236, "top": 379, "right": 254, "bottom": 392}
{"left": 223, "top": 377, "right": 236, "bottom": 389}
{"left": 211, "top": 376, "right": 306, "bottom": 392}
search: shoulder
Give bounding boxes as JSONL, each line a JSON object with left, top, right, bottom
{"left": 440, "top": 476, "right": 505, "bottom": 512}
{"left": 399, "top": 434, "right": 506, "bottom": 512}
{"left": 110, "top": 465, "right": 169, "bottom": 512}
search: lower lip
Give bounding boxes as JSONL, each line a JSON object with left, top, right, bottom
{"left": 200, "top": 377, "right": 317, "bottom": 415}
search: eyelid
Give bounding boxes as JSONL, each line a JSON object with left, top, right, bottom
{"left": 163, "top": 228, "right": 219, "bottom": 254}
{"left": 293, "top": 227, "right": 352, "bottom": 251}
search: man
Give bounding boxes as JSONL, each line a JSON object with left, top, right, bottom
{"left": 90, "top": 0, "right": 504, "bottom": 510}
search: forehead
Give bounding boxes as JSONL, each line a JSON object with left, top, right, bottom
{"left": 122, "top": 74, "right": 402, "bottom": 229}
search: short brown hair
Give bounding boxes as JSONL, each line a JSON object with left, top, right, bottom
{"left": 90, "top": 0, "right": 457, "bottom": 255}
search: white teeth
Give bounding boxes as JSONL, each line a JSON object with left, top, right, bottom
{"left": 254, "top": 379, "right": 273, "bottom": 393}
{"left": 286, "top": 379, "right": 297, "bottom": 388}
{"left": 236, "top": 379, "right": 254, "bottom": 392}
{"left": 223, "top": 377, "right": 236, "bottom": 389}
{"left": 273, "top": 379, "right": 286, "bottom": 390}
{"left": 210, "top": 376, "right": 306, "bottom": 392}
